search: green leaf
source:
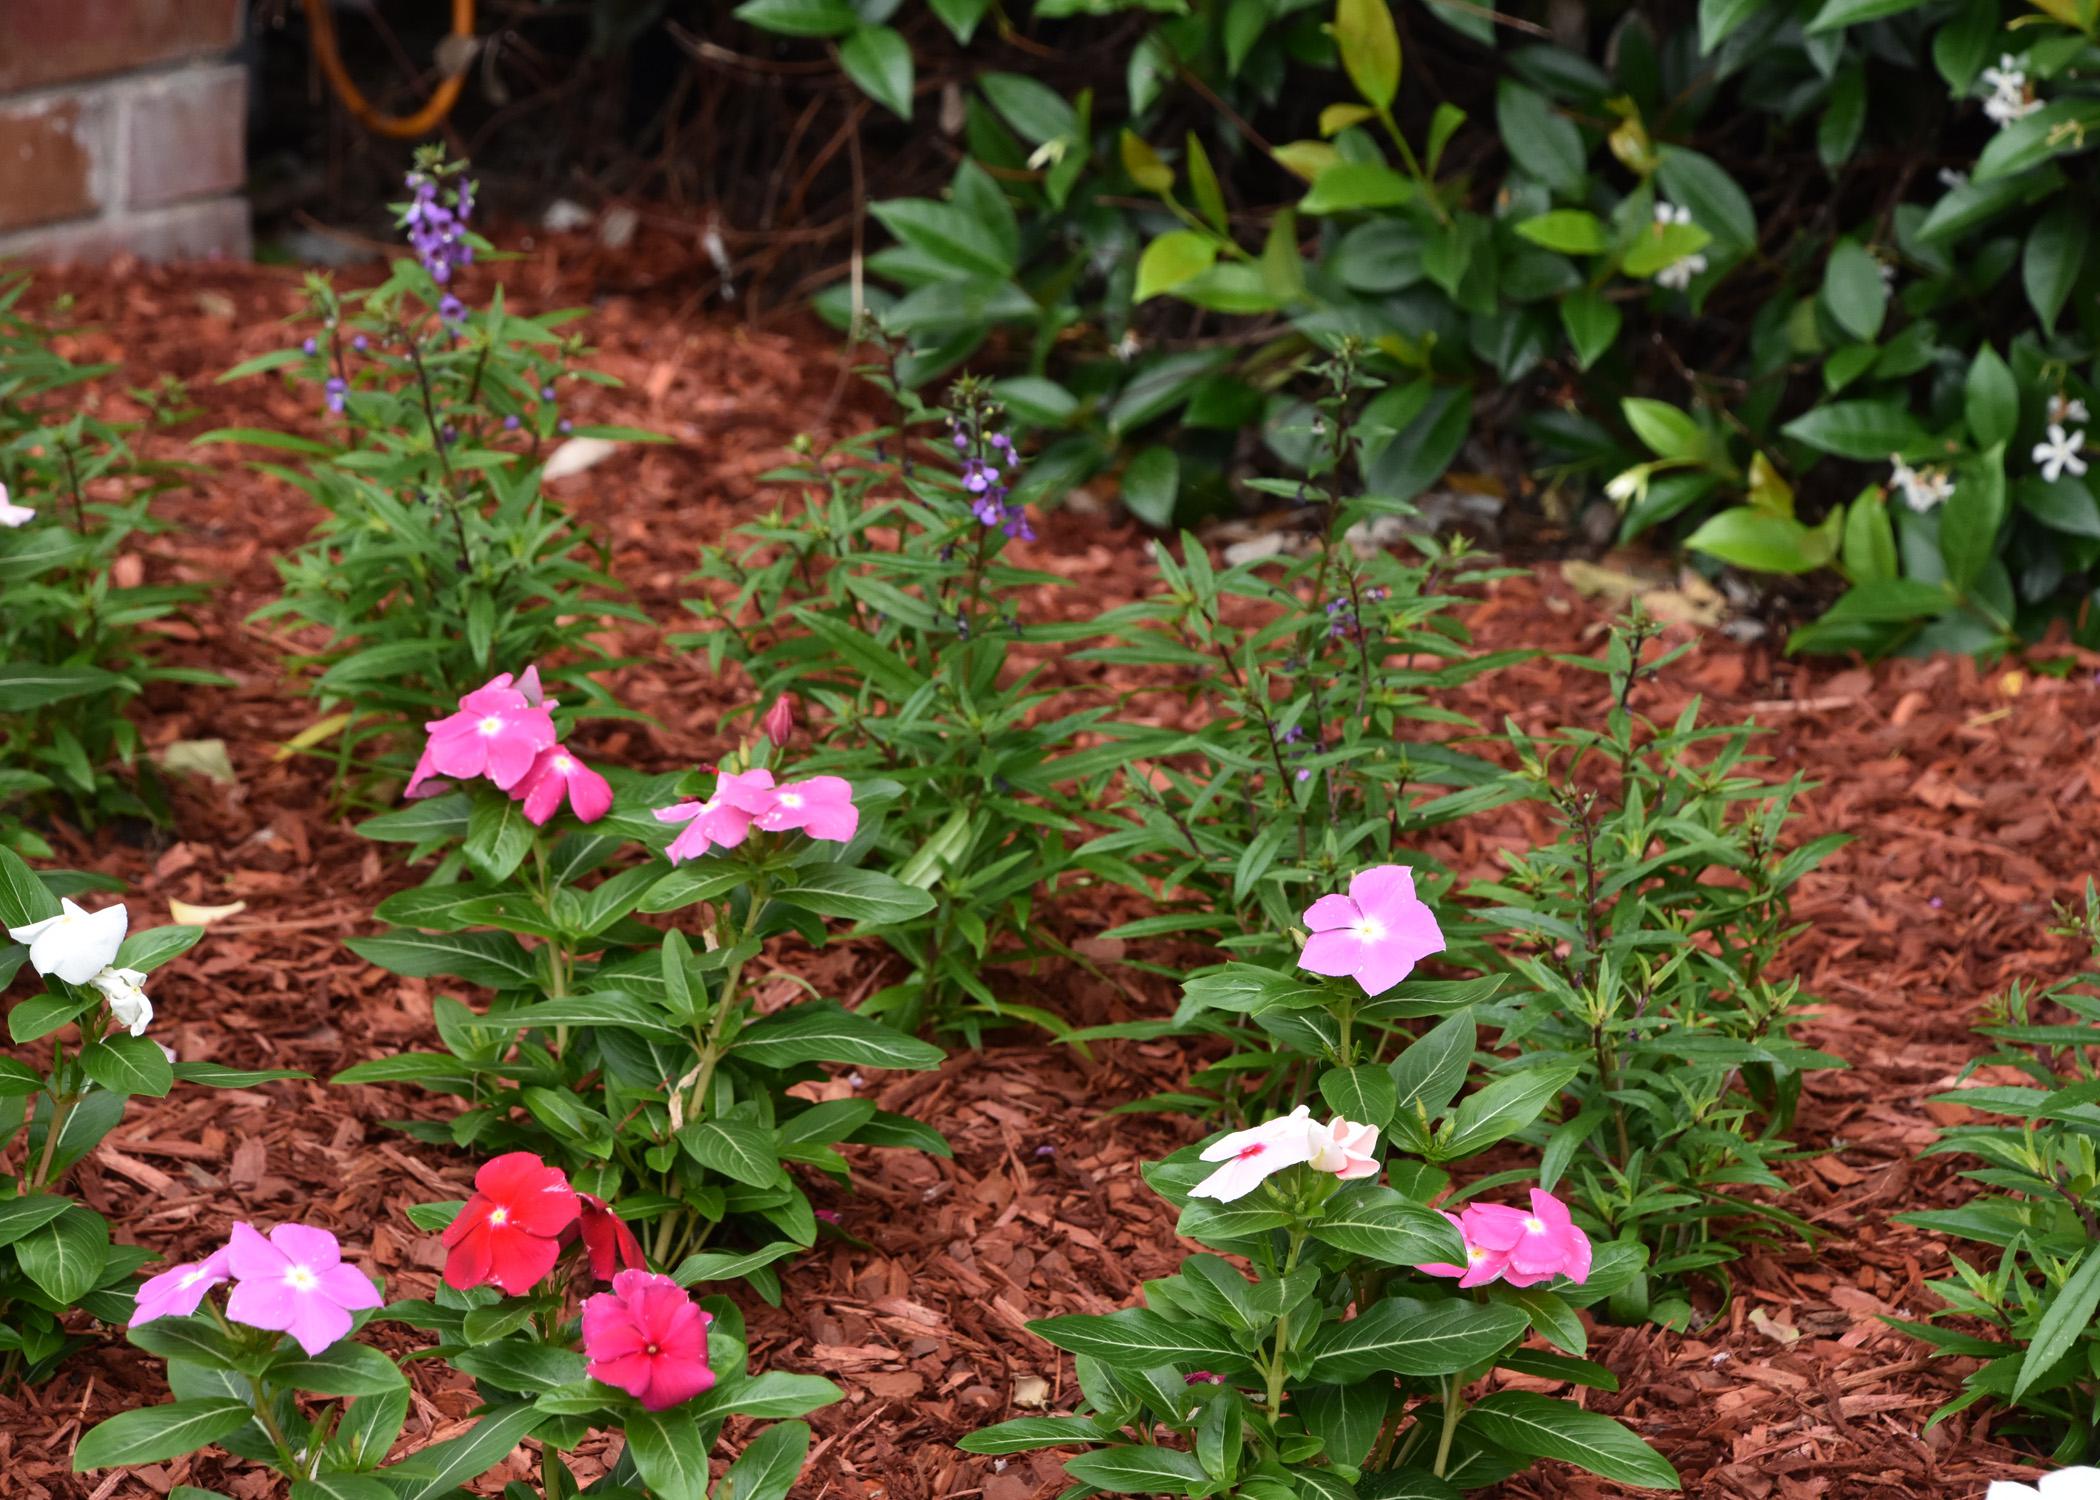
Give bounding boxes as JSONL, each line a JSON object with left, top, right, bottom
{"left": 1805, "top": 0, "right": 1929, "bottom": 32}
{"left": 840, "top": 24, "right": 914, "bottom": 119}
{"left": 1698, "top": 0, "right": 1769, "bottom": 51}
{"left": 1821, "top": 240, "right": 1887, "bottom": 342}
{"left": 1309, "top": 1186, "right": 1466, "bottom": 1265}
{"left": 869, "top": 198, "right": 1015, "bottom": 279}
{"left": 1335, "top": 0, "right": 1401, "bottom": 111}
{"left": 732, "top": 0, "right": 857, "bottom": 36}
{"left": 80, "top": 1034, "right": 175, "bottom": 1098}
{"left": 10, "top": 989, "right": 94, "bottom": 1045}
{"left": 292, "top": 1477, "right": 396, "bottom": 1500}
{"left": 1781, "top": 400, "right": 1930, "bottom": 460}
{"left": 1061, "top": 1446, "right": 1212, "bottom": 1494}
{"left": 625, "top": 1408, "right": 714, "bottom": 1500}
{"left": 269, "top": 1339, "right": 407, "bottom": 1396}
{"left": 690, "top": 1371, "right": 842, "bottom": 1421}
{"left": 1975, "top": 100, "right": 2100, "bottom": 184}
{"left": 115, "top": 923, "right": 203, "bottom": 973}
{"left": 0, "top": 664, "right": 124, "bottom": 711}
{"left": 1299, "top": 162, "right": 1415, "bottom": 215}
{"left": 773, "top": 865, "right": 937, "bottom": 924}
{"left": 344, "top": 931, "right": 536, "bottom": 989}
{"left": 1560, "top": 289, "right": 1621, "bottom": 371}
{"left": 1515, "top": 211, "right": 1606, "bottom": 254}
{"left": 1390, "top": 1012, "right": 1476, "bottom": 1122}
{"left": 960, "top": 1415, "right": 1117, "bottom": 1455}
{"left": 1307, "top": 1296, "right": 1529, "bottom": 1381}
{"left": 1321, "top": 1065, "right": 1397, "bottom": 1129}
{"left": 16, "top": 1205, "right": 109, "bottom": 1303}
{"left": 2016, "top": 1245, "right": 2100, "bottom": 1401}
{"left": 1621, "top": 398, "right": 1709, "bottom": 462}
{"left": 74, "top": 1398, "right": 254, "bottom": 1470}
{"left": 0, "top": 846, "right": 60, "bottom": 929}
{"left": 1441, "top": 1063, "right": 1583, "bottom": 1158}
{"left": 1121, "top": 446, "right": 1181, "bottom": 528}
{"left": 1028, "top": 1308, "right": 1241, "bottom": 1369}
{"left": 0, "top": 1194, "right": 74, "bottom": 1247}
{"left": 1136, "top": 231, "right": 1219, "bottom": 304}
{"left": 1497, "top": 81, "right": 1585, "bottom": 195}
{"left": 380, "top": 1404, "right": 546, "bottom": 1500}
{"left": 731, "top": 1002, "right": 945, "bottom": 1070}
{"left": 1940, "top": 443, "right": 2006, "bottom": 591}
{"left": 1964, "top": 345, "right": 2019, "bottom": 451}
{"left": 714, "top": 1418, "right": 811, "bottom": 1500}
{"left": 2024, "top": 199, "right": 2086, "bottom": 334}
{"left": 1461, "top": 1391, "right": 1679, "bottom": 1489}
{"left": 678, "top": 1118, "right": 784, "bottom": 1189}
{"left": 1684, "top": 508, "right": 1838, "bottom": 575}
{"left": 1654, "top": 147, "right": 1756, "bottom": 249}
{"left": 464, "top": 796, "right": 534, "bottom": 884}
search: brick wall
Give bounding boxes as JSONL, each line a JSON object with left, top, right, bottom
{"left": 0, "top": 0, "right": 250, "bottom": 264}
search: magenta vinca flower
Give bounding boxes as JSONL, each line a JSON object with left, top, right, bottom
{"left": 751, "top": 775, "right": 858, "bottom": 842}
{"left": 131, "top": 1247, "right": 233, "bottom": 1327}
{"left": 512, "top": 745, "right": 612, "bottom": 826}
{"left": 420, "top": 673, "right": 558, "bottom": 791}
{"left": 223, "top": 1222, "right": 383, "bottom": 1356}
{"left": 1417, "top": 1189, "right": 1592, "bottom": 1290}
{"left": 1298, "top": 865, "right": 1445, "bottom": 997}
{"left": 654, "top": 768, "right": 776, "bottom": 863}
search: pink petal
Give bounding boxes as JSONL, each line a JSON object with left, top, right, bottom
{"left": 315, "top": 1263, "right": 382, "bottom": 1311}
{"left": 225, "top": 1222, "right": 287, "bottom": 1280}
{"left": 1301, "top": 894, "right": 1360, "bottom": 933}
{"left": 283, "top": 1295, "right": 353, "bottom": 1357}
{"left": 1352, "top": 939, "right": 1419, "bottom": 997}
{"left": 1299, "top": 929, "right": 1367, "bottom": 978}
{"left": 268, "top": 1223, "right": 342, "bottom": 1270}
{"left": 225, "top": 1275, "right": 296, "bottom": 1333}
{"left": 1349, "top": 864, "right": 1417, "bottom": 914}
{"left": 1388, "top": 902, "right": 1447, "bottom": 962}
{"left": 567, "top": 764, "right": 613, "bottom": 823}
{"left": 484, "top": 732, "right": 540, "bottom": 790}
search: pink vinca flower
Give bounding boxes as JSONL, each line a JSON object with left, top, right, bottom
{"left": 421, "top": 672, "right": 558, "bottom": 791}
{"left": 654, "top": 768, "right": 777, "bottom": 863}
{"left": 512, "top": 745, "right": 612, "bottom": 826}
{"left": 1298, "top": 865, "right": 1445, "bottom": 997}
{"left": 1189, "top": 1105, "right": 1321, "bottom": 1202}
{"left": 1308, "top": 1115, "right": 1380, "bottom": 1181}
{"left": 0, "top": 482, "right": 33, "bottom": 528}
{"left": 752, "top": 775, "right": 858, "bottom": 842}
{"left": 131, "top": 1247, "right": 233, "bottom": 1327}
{"left": 223, "top": 1222, "right": 383, "bottom": 1356}
{"left": 582, "top": 1268, "right": 716, "bottom": 1411}
{"left": 1421, "top": 1190, "right": 1592, "bottom": 1290}
{"left": 1415, "top": 1210, "right": 1512, "bottom": 1288}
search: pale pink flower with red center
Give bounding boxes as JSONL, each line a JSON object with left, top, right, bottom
{"left": 1420, "top": 1190, "right": 1591, "bottom": 1289}
{"left": 512, "top": 744, "right": 612, "bottom": 826}
{"left": 1298, "top": 865, "right": 1445, "bottom": 997}
{"left": 131, "top": 1247, "right": 232, "bottom": 1327}
{"left": 1415, "top": 1210, "right": 1513, "bottom": 1288}
{"left": 0, "top": 482, "right": 33, "bottom": 528}
{"left": 421, "top": 673, "right": 558, "bottom": 791}
{"left": 654, "top": 768, "right": 777, "bottom": 863}
{"left": 581, "top": 1269, "right": 716, "bottom": 1411}
{"left": 751, "top": 775, "right": 858, "bottom": 842}
{"left": 1189, "top": 1105, "right": 1321, "bottom": 1202}
{"left": 1308, "top": 1115, "right": 1380, "bottom": 1181}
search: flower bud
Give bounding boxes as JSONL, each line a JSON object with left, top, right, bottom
{"left": 759, "top": 695, "right": 795, "bottom": 748}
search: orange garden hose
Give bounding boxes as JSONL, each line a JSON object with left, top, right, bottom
{"left": 303, "top": 0, "right": 477, "bottom": 139}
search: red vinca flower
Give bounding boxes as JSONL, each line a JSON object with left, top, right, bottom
{"left": 442, "top": 1152, "right": 580, "bottom": 1296}
{"left": 577, "top": 1193, "right": 647, "bottom": 1282}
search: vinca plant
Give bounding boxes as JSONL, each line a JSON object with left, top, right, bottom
{"left": 0, "top": 277, "right": 220, "bottom": 851}
{"left": 0, "top": 850, "right": 304, "bottom": 1383}
{"left": 75, "top": 1152, "right": 836, "bottom": 1500}
{"left": 1465, "top": 612, "right": 1846, "bottom": 1325}
{"left": 218, "top": 152, "right": 653, "bottom": 792}
{"left": 677, "top": 360, "right": 1117, "bottom": 1041}
{"left": 332, "top": 663, "right": 950, "bottom": 1289}
{"left": 1896, "top": 889, "right": 2100, "bottom": 1464}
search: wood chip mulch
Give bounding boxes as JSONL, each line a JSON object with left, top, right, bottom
{"left": 5, "top": 248, "right": 2093, "bottom": 1499}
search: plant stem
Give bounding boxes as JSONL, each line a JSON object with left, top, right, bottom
{"left": 29, "top": 1089, "right": 78, "bottom": 1191}
{"left": 1433, "top": 1372, "right": 1465, "bottom": 1476}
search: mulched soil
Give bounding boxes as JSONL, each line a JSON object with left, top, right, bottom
{"left": 6, "top": 241, "right": 2096, "bottom": 1499}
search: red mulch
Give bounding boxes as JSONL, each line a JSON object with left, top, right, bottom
{"left": 4, "top": 244, "right": 2091, "bottom": 1499}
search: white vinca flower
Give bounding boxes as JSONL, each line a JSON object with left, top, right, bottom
{"left": 1189, "top": 1105, "right": 1320, "bottom": 1202}
{"left": 90, "top": 967, "right": 153, "bottom": 1036}
{"left": 1988, "top": 1468, "right": 2100, "bottom": 1500}
{"left": 2034, "top": 424, "right": 2090, "bottom": 484}
{"left": 7, "top": 899, "right": 128, "bottom": 985}
{"left": 0, "top": 482, "right": 31, "bottom": 528}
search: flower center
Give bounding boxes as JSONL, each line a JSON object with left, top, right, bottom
{"left": 1352, "top": 916, "right": 1387, "bottom": 943}
{"left": 777, "top": 792, "right": 804, "bottom": 808}
{"left": 180, "top": 1268, "right": 210, "bottom": 1287}
{"left": 1234, "top": 1142, "right": 1266, "bottom": 1162}
{"left": 477, "top": 716, "right": 505, "bottom": 736}
{"left": 285, "top": 1264, "right": 318, "bottom": 1292}
{"left": 645, "top": 1343, "right": 660, "bottom": 1356}
{"left": 488, "top": 1206, "right": 509, "bottom": 1226}
{"left": 553, "top": 756, "right": 574, "bottom": 775}
{"left": 1521, "top": 1216, "right": 1547, "bottom": 1235}
{"left": 1467, "top": 1246, "right": 1492, "bottom": 1263}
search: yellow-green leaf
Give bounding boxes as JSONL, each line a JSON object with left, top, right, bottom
{"left": 1334, "top": 0, "right": 1401, "bottom": 111}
